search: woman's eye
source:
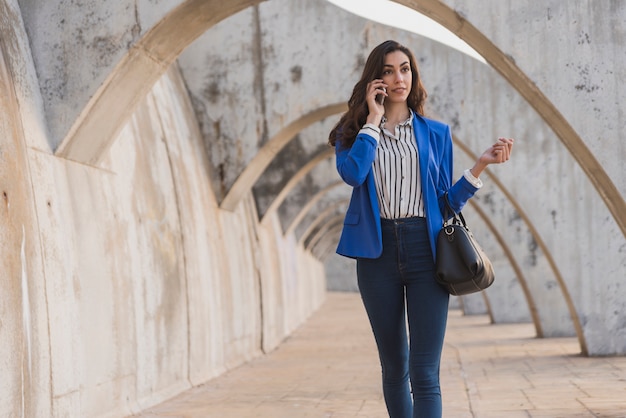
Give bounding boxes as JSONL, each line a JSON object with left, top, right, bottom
{"left": 401, "top": 66, "right": 410, "bottom": 72}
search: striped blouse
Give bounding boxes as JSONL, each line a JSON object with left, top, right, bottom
{"left": 359, "top": 114, "right": 482, "bottom": 220}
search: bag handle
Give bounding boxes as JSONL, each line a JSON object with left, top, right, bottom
{"left": 442, "top": 192, "right": 468, "bottom": 228}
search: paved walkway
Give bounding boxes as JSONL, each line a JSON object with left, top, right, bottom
{"left": 134, "top": 292, "right": 626, "bottom": 417}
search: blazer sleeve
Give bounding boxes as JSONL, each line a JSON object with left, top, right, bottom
{"left": 436, "top": 125, "right": 479, "bottom": 216}
{"left": 335, "top": 131, "right": 378, "bottom": 187}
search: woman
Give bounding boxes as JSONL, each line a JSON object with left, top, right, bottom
{"left": 328, "top": 40, "right": 513, "bottom": 417}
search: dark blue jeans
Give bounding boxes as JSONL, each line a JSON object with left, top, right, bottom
{"left": 357, "top": 217, "right": 449, "bottom": 418}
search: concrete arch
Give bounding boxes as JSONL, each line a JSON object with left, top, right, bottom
{"left": 310, "top": 200, "right": 533, "bottom": 332}
{"left": 295, "top": 198, "right": 343, "bottom": 249}
{"left": 55, "top": 0, "right": 266, "bottom": 165}
{"left": 255, "top": 102, "right": 560, "bottom": 336}
{"left": 296, "top": 199, "right": 350, "bottom": 245}
{"left": 467, "top": 200, "right": 542, "bottom": 335}
{"left": 282, "top": 120, "right": 578, "bottom": 347}
{"left": 38, "top": 0, "right": 615, "bottom": 355}
{"left": 221, "top": 103, "right": 346, "bottom": 211}
{"left": 306, "top": 182, "right": 535, "bottom": 336}
{"left": 260, "top": 147, "right": 335, "bottom": 223}
{"left": 232, "top": 31, "right": 585, "bottom": 352}
{"left": 32, "top": 0, "right": 557, "bottom": 326}
{"left": 454, "top": 138, "right": 585, "bottom": 352}
{"left": 151, "top": 2, "right": 608, "bottom": 352}
{"left": 306, "top": 215, "right": 344, "bottom": 251}
{"left": 392, "top": 0, "right": 626, "bottom": 238}
{"left": 0, "top": 35, "right": 52, "bottom": 418}
{"left": 311, "top": 224, "right": 343, "bottom": 261}
{"left": 53, "top": 0, "right": 624, "bottom": 241}
{"left": 278, "top": 129, "right": 573, "bottom": 344}
{"left": 284, "top": 182, "right": 345, "bottom": 236}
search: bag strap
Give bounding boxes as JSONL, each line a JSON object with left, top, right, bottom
{"left": 442, "top": 192, "right": 467, "bottom": 227}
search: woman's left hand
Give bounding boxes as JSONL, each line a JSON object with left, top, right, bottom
{"left": 470, "top": 137, "right": 514, "bottom": 178}
{"left": 480, "top": 137, "right": 514, "bottom": 165}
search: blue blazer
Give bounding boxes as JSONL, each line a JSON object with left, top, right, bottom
{"left": 335, "top": 111, "right": 479, "bottom": 260}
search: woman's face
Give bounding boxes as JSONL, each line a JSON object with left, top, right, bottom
{"left": 381, "top": 51, "right": 412, "bottom": 104}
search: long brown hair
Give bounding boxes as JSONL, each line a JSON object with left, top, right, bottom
{"left": 328, "top": 40, "right": 427, "bottom": 149}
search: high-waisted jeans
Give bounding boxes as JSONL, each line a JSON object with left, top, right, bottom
{"left": 356, "top": 217, "right": 449, "bottom": 418}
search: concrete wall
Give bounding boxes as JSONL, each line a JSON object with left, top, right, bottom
{"left": 414, "top": 0, "right": 626, "bottom": 354}
{"left": 1, "top": 0, "right": 626, "bottom": 416}
{"left": 0, "top": 27, "right": 325, "bottom": 416}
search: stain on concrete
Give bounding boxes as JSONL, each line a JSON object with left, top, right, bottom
{"left": 217, "top": 162, "right": 227, "bottom": 199}
{"left": 203, "top": 80, "right": 222, "bottom": 104}
{"left": 577, "top": 31, "right": 591, "bottom": 45}
{"left": 354, "top": 53, "right": 365, "bottom": 74}
{"left": 508, "top": 210, "right": 521, "bottom": 225}
{"left": 476, "top": 191, "right": 496, "bottom": 214}
{"left": 427, "top": 82, "right": 461, "bottom": 130}
{"left": 290, "top": 65, "right": 302, "bottom": 83}
{"left": 89, "top": 35, "right": 121, "bottom": 66}
{"left": 526, "top": 235, "right": 538, "bottom": 266}
{"left": 187, "top": 94, "right": 231, "bottom": 201}
{"left": 252, "top": 5, "right": 269, "bottom": 147}
{"left": 568, "top": 63, "right": 600, "bottom": 93}
{"left": 131, "top": 1, "right": 141, "bottom": 41}
{"left": 449, "top": 112, "right": 461, "bottom": 131}
{"left": 252, "top": 135, "right": 310, "bottom": 216}
{"left": 505, "top": 53, "right": 516, "bottom": 65}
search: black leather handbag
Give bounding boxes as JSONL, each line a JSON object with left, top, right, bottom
{"left": 435, "top": 193, "right": 495, "bottom": 296}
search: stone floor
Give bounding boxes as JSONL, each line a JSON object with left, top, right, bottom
{"left": 133, "top": 292, "right": 626, "bottom": 417}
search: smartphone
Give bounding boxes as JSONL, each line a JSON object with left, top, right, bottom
{"left": 376, "top": 87, "right": 386, "bottom": 105}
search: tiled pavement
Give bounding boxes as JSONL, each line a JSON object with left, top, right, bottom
{"left": 134, "top": 292, "right": 626, "bottom": 417}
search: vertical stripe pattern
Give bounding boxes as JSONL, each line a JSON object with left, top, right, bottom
{"left": 372, "top": 115, "right": 425, "bottom": 219}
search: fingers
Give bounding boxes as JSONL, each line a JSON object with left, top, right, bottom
{"left": 501, "top": 137, "right": 514, "bottom": 161}
{"left": 478, "top": 138, "right": 514, "bottom": 167}
{"left": 492, "top": 137, "right": 514, "bottom": 163}
{"left": 368, "top": 79, "right": 387, "bottom": 92}
{"left": 367, "top": 79, "right": 387, "bottom": 102}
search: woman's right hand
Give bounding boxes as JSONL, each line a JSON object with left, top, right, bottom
{"left": 365, "top": 79, "right": 387, "bottom": 125}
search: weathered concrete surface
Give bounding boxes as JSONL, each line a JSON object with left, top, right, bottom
{"left": 454, "top": 145, "right": 576, "bottom": 337}
{"left": 463, "top": 207, "right": 533, "bottom": 325}
{"left": 16, "top": 0, "right": 266, "bottom": 155}
{"left": 418, "top": 0, "right": 626, "bottom": 354}
{"left": 181, "top": 0, "right": 625, "bottom": 353}
{"left": 0, "top": 42, "right": 52, "bottom": 418}
{"left": 1, "top": 0, "right": 626, "bottom": 416}
{"left": 234, "top": 1, "right": 577, "bottom": 340}
{"left": 1, "top": 34, "right": 325, "bottom": 417}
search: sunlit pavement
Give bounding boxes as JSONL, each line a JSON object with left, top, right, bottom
{"left": 134, "top": 292, "right": 626, "bottom": 417}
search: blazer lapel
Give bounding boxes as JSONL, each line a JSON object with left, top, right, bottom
{"left": 412, "top": 112, "right": 431, "bottom": 191}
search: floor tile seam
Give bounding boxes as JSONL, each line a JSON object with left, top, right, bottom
{"left": 134, "top": 294, "right": 624, "bottom": 417}
{"left": 573, "top": 397, "right": 600, "bottom": 416}
{"left": 520, "top": 387, "right": 594, "bottom": 407}
{"left": 444, "top": 341, "right": 477, "bottom": 417}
